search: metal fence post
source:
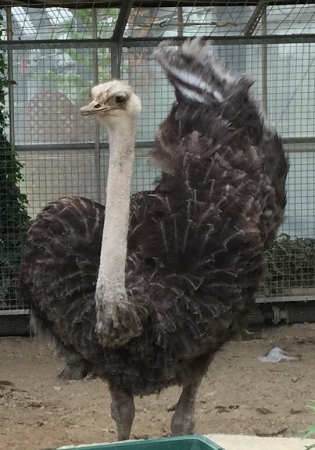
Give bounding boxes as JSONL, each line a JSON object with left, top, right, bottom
{"left": 5, "top": 7, "right": 15, "bottom": 149}
{"left": 92, "top": 8, "right": 101, "bottom": 203}
{"left": 110, "top": 0, "right": 133, "bottom": 79}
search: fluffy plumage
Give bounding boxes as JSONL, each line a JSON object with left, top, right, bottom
{"left": 20, "top": 39, "right": 288, "bottom": 437}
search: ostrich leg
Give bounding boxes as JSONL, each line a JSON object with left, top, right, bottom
{"left": 171, "top": 376, "right": 202, "bottom": 436}
{"left": 58, "top": 351, "right": 92, "bottom": 380}
{"left": 109, "top": 385, "right": 135, "bottom": 440}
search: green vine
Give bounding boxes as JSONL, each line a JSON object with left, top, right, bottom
{"left": 0, "top": 12, "right": 30, "bottom": 308}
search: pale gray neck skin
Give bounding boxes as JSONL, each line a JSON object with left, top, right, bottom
{"left": 97, "top": 119, "right": 135, "bottom": 288}
{"left": 95, "top": 115, "right": 143, "bottom": 345}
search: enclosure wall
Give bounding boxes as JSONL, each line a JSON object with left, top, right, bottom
{"left": 1, "top": 5, "right": 315, "bottom": 313}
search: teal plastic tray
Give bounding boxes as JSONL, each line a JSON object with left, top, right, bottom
{"left": 53, "top": 435, "right": 223, "bottom": 450}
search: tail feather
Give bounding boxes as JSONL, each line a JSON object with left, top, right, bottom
{"left": 154, "top": 38, "right": 246, "bottom": 105}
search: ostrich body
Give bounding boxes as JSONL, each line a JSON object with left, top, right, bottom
{"left": 20, "top": 40, "right": 288, "bottom": 440}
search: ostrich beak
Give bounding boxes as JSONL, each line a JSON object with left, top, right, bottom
{"left": 80, "top": 101, "right": 108, "bottom": 116}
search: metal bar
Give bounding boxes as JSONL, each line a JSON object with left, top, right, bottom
{"left": 5, "top": 7, "right": 15, "bottom": 148}
{"left": 177, "top": 7, "right": 184, "bottom": 37}
{"left": 261, "top": 8, "right": 268, "bottom": 114}
{"left": 2, "top": 34, "right": 315, "bottom": 51}
{"left": 92, "top": 8, "right": 101, "bottom": 203}
{"left": 119, "top": 33, "right": 315, "bottom": 48}
{"left": 3, "top": 296, "right": 315, "bottom": 312}
{"left": 111, "top": 0, "right": 134, "bottom": 78}
{"left": 122, "top": 34, "right": 315, "bottom": 46}
{"left": 18, "top": 144, "right": 106, "bottom": 151}
{"left": 0, "top": 309, "right": 29, "bottom": 315}
{"left": 0, "top": 40, "right": 113, "bottom": 51}
{"left": 111, "top": 42, "right": 120, "bottom": 78}
{"left": 14, "top": 137, "right": 315, "bottom": 153}
{"left": 3, "top": 0, "right": 315, "bottom": 5}
{"left": 112, "top": 0, "right": 134, "bottom": 43}
{"left": 282, "top": 137, "right": 315, "bottom": 144}
{"left": 15, "top": 141, "right": 155, "bottom": 152}
{"left": 256, "top": 295, "right": 315, "bottom": 304}
{"left": 92, "top": 10, "right": 99, "bottom": 86}
{"left": 243, "top": 0, "right": 269, "bottom": 36}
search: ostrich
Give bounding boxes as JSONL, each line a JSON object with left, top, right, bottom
{"left": 20, "top": 39, "right": 288, "bottom": 440}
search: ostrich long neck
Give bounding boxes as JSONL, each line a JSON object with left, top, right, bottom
{"left": 96, "top": 120, "right": 135, "bottom": 298}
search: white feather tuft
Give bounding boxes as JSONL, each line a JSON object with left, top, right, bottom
{"left": 154, "top": 38, "right": 239, "bottom": 105}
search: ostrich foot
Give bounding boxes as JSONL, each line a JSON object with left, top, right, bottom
{"left": 109, "top": 386, "right": 135, "bottom": 441}
{"left": 96, "top": 284, "right": 143, "bottom": 347}
{"left": 171, "top": 377, "right": 202, "bottom": 436}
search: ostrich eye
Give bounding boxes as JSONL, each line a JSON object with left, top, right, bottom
{"left": 115, "top": 95, "right": 126, "bottom": 104}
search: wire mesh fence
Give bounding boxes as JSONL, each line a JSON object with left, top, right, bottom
{"left": 1, "top": 1, "right": 315, "bottom": 313}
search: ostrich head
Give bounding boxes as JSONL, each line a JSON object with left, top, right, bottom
{"left": 80, "top": 80, "right": 141, "bottom": 131}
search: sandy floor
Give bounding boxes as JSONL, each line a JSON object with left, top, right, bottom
{"left": 1, "top": 323, "right": 315, "bottom": 450}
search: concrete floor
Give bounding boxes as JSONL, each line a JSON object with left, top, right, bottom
{"left": 206, "top": 434, "right": 314, "bottom": 450}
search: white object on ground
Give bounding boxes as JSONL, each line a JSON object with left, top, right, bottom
{"left": 258, "top": 347, "right": 299, "bottom": 362}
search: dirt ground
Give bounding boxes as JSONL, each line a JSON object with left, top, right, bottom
{"left": 1, "top": 323, "right": 315, "bottom": 450}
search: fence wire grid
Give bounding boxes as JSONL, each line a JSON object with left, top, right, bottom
{"left": 1, "top": 0, "right": 315, "bottom": 313}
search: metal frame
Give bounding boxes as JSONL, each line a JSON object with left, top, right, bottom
{"left": 3, "top": 0, "right": 315, "bottom": 7}
{"left": 111, "top": 0, "right": 133, "bottom": 78}
{"left": 243, "top": 0, "right": 269, "bottom": 36}
{"left": 5, "top": 7, "right": 15, "bottom": 150}
{"left": 2, "top": 34, "right": 315, "bottom": 51}
{"left": 13, "top": 137, "right": 315, "bottom": 153}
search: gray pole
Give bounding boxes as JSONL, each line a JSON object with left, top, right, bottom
{"left": 92, "top": 8, "right": 101, "bottom": 203}
{"left": 5, "top": 7, "right": 15, "bottom": 149}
